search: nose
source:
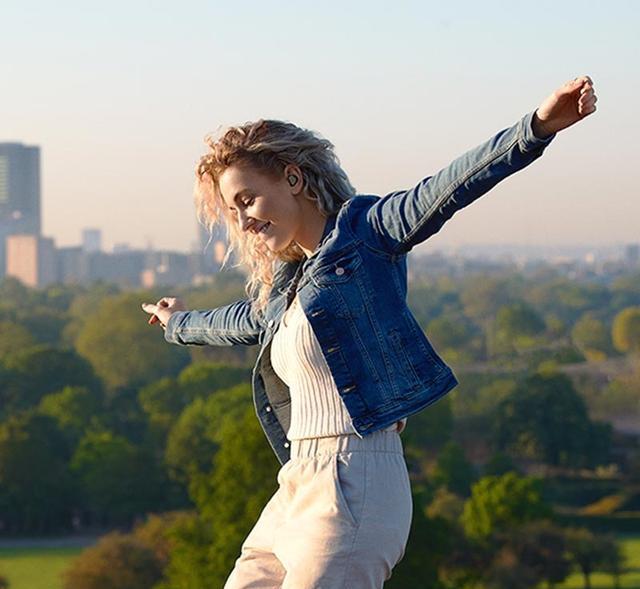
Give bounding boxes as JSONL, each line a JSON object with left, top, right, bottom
{"left": 237, "top": 210, "right": 253, "bottom": 233}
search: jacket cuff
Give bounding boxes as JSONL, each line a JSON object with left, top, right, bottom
{"left": 164, "top": 311, "right": 188, "bottom": 345}
{"left": 519, "top": 110, "right": 556, "bottom": 153}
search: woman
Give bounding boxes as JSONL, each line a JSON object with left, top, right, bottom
{"left": 142, "top": 76, "right": 597, "bottom": 588}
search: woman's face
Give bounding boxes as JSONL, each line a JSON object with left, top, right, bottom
{"left": 218, "top": 164, "right": 303, "bottom": 252}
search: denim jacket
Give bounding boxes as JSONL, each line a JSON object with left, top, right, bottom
{"left": 165, "top": 110, "right": 555, "bottom": 465}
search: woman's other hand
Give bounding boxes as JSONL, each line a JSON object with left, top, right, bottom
{"left": 532, "top": 75, "right": 597, "bottom": 139}
{"left": 141, "top": 296, "right": 187, "bottom": 330}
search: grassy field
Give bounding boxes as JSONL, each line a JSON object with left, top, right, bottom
{"left": 0, "top": 535, "right": 638, "bottom": 589}
{"left": 0, "top": 546, "right": 82, "bottom": 589}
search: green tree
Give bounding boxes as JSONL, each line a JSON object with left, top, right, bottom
{"left": 612, "top": 306, "right": 640, "bottom": 353}
{"left": 0, "top": 276, "right": 31, "bottom": 308}
{"left": 140, "top": 363, "right": 250, "bottom": 447}
{"left": 571, "top": 312, "right": 613, "bottom": 360}
{"left": 600, "top": 534, "right": 627, "bottom": 589}
{"left": 459, "top": 276, "right": 513, "bottom": 358}
{"left": 71, "top": 429, "right": 163, "bottom": 524}
{"left": 494, "top": 301, "right": 546, "bottom": 353}
{"left": 177, "top": 361, "right": 250, "bottom": 399}
{"left": 461, "top": 472, "right": 552, "bottom": 542}
{"left": 526, "top": 278, "right": 610, "bottom": 325}
{"left": 165, "top": 384, "right": 251, "bottom": 486}
{"left": 0, "top": 411, "right": 75, "bottom": 532}
{"left": 426, "top": 314, "right": 479, "bottom": 363}
{"left": 564, "top": 527, "right": 620, "bottom": 589}
{"left": 431, "top": 440, "right": 475, "bottom": 497}
{"left": 402, "top": 395, "right": 453, "bottom": 466}
{"left": 62, "top": 283, "right": 121, "bottom": 346}
{"left": 75, "top": 292, "right": 189, "bottom": 392}
{"left": 610, "top": 273, "right": 640, "bottom": 311}
{"left": 3, "top": 345, "right": 101, "bottom": 411}
{"left": 483, "top": 451, "right": 519, "bottom": 477}
{"left": 493, "top": 372, "right": 611, "bottom": 468}
{"left": 38, "top": 386, "right": 103, "bottom": 442}
{"left": 0, "top": 320, "right": 35, "bottom": 362}
{"left": 12, "top": 305, "right": 67, "bottom": 345}
{"left": 138, "top": 377, "right": 183, "bottom": 446}
{"left": 161, "top": 405, "right": 279, "bottom": 588}
{"left": 490, "top": 520, "right": 571, "bottom": 589}
{"left": 426, "top": 486, "right": 465, "bottom": 523}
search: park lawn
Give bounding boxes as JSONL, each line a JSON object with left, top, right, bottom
{"left": 556, "top": 536, "right": 640, "bottom": 589}
{"left": 0, "top": 546, "right": 82, "bottom": 589}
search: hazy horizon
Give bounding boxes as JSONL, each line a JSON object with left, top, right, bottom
{"left": 2, "top": 1, "right": 638, "bottom": 254}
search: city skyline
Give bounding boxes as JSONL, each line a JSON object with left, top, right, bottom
{"left": 2, "top": 1, "right": 638, "bottom": 253}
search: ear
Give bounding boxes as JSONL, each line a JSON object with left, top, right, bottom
{"left": 283, "top": 164, "right": 304, "bottom": 195}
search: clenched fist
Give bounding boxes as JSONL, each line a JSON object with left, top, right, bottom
{"left": 532, "top": 75, "right": 597, "bottom": 139}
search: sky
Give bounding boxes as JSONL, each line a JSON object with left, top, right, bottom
{"left": 1, "top": 0, "right": 638, "bottom": 255}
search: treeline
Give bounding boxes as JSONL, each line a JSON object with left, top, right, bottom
{"left": 0, "top": 263, "right": 639, "bottom": 587}
{"left": 59, "top": 409, "right": 628, "bottom": 589}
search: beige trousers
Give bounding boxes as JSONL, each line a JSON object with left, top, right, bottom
{"left": 223, "top": 427, "right": 413, "bottom": 589}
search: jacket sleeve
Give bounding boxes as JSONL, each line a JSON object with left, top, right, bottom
{"left": 163, "top": 298, "right": 265, "bottom": 347}
{"left": 362, "top": 110, "right": 556, "bottom": 254}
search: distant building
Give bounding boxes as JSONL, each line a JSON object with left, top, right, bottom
{"left": 6, "top": 234, "right": 56, "bottom": 288}
{"left": 112, "top": 243, "right": 131, "bottom": 254}
{"left": 141, "top": 251, "right": 194, "bottom": 287}
{"left": 85, "top": 250, "right": 147, "bottom": 287}
{"left": 81, "top": 228, "right": 102, "bottom": 253}
{"left": 625, "top": 243, "right": 639, "bottom": 265}
{"left": 0, "top": 143, "right": 41, "bottom": 276}
{"left": 57, "top": 245, "right": 87, "bottom": 284}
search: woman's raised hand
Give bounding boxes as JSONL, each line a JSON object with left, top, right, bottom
{"left": 141, "top": 296, "right": 187, "bottom": 330}
{"left": 532, "top": 75, "right": 597, "bottom": 139}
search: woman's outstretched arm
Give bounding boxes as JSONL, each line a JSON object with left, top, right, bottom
{"left": 142, "top": 297, "right": 265, "bottom": 347}
{"left": 358, "top": 76, "right": 597, "bottom": 255}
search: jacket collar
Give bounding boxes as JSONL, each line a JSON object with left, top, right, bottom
{"left": 279, "top": 208, "right": 340, "bottom": 301}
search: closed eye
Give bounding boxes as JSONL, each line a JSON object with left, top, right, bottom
{"left": 228, "top": 196, "right": 255, "bottom": 213}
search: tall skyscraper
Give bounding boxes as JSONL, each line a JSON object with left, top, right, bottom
{"left": 0, "top": 143, "right": 41, "bottom": 276}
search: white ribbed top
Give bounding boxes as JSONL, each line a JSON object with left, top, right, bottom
{"left": 270, "top": 293, "right": 406, "bottom": 440}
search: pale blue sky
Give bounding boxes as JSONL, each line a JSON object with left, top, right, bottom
{"left": 1, "top": 0, "right": 638, "bottom": 253}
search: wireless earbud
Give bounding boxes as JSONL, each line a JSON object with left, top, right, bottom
{"left": 287, "top": 175, "right": 298, "bottom": 187}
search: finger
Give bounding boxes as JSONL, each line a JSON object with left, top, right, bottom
{"left": 579, "top": 104, "right": 597, "bottom": 117}
{"left": 579, "top": 94, "right": 597, "bottom": 108}
{"left": 574, "top": 75, "right": 593, "bottom": 86}
{"left": 141, "top": 302, "right": 158, "bottom": 315}
{"left": 559, "top": 77, "right": 587, "bottom": 97}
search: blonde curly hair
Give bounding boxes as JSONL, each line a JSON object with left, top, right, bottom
{"left": 195, "top": 119, "right": 356, "bottom": 319}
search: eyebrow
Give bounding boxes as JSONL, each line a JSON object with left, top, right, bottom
{"left": 227, "top": 189, "right": 254, "bottom": 211}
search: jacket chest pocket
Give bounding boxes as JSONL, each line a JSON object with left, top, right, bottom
{"left": 311, "top": 250, "right": 367, "bottom": 319}
{"left": 311, "top": 249, "right": 363, "bottom": 286}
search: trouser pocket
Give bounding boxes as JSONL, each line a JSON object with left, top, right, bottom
{"left": 331, "top": 452, "right": 366, "bottom": 529}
